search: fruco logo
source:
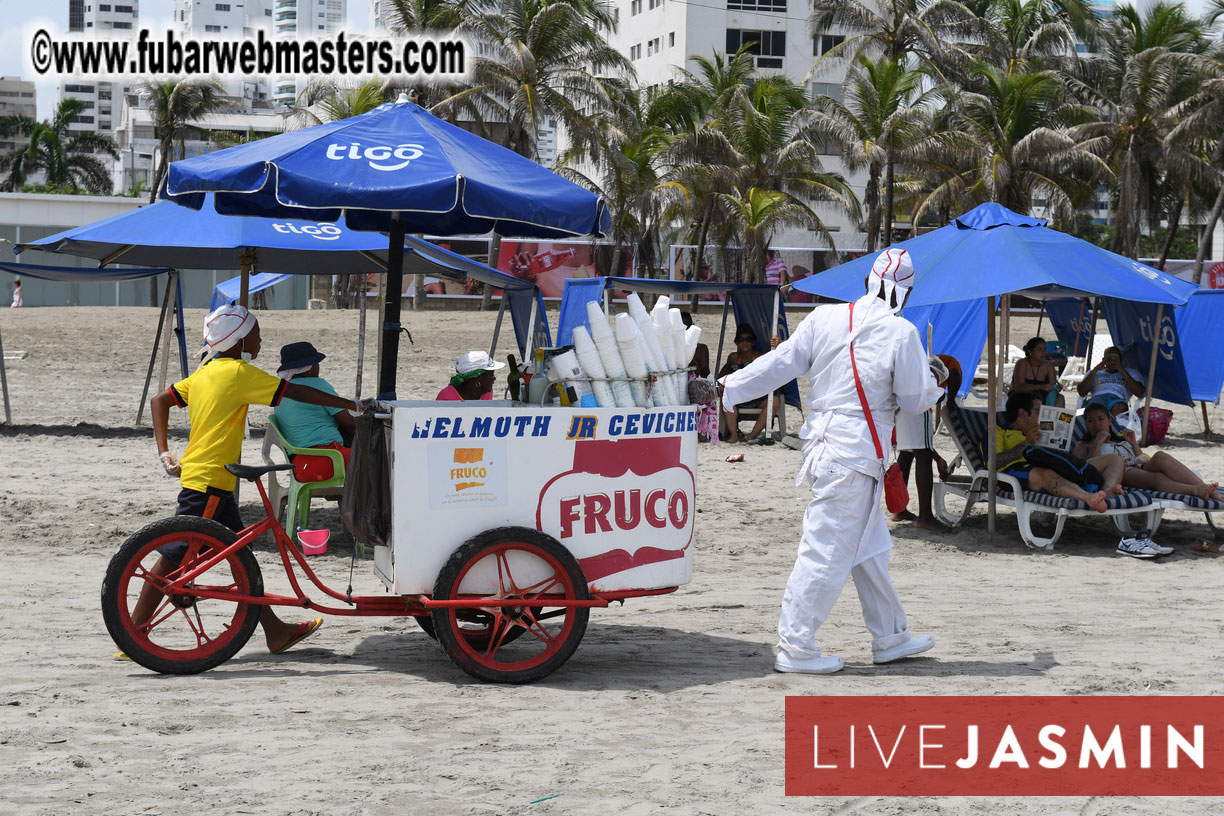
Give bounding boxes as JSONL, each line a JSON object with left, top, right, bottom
{"left": 272, "top": 222, "right": 343, "bottom": 241}
{"left": 324, "top": 142, "right": 425, "bottom": 171}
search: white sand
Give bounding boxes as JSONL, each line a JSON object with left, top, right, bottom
{"left": 1, "top": 305, "right": 1221, "bottom": 814}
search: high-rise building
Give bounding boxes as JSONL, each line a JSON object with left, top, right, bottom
{"left": 174, "top": 0, "right": 275, "bottom": 107}
{"left": 271, "top": 0, "right": 348, "bottom": 107}
{"left": 0, "top": 77, "right": 38, "bottom": 159}
{"left": 59, "top": 0, "right": 140, "bottom": 141}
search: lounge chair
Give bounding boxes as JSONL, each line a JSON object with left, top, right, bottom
{"left": 933, "top": 404, "right": 1163, "bottom": 550}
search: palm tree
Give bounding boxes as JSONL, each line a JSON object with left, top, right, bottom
{"left": 660, "top": 53, "right": 858, "bottom": 284}
{"left": 434, "top": 0, "right": 631, "bottom": 163}
{"left": 809, "top": 0, "right": 978, "bottom": 68}
{"left": 1079, "top": 2, "right": 1215, "bottom": 258}
{"left": 805, "top": 54, "right": 933, "bottom": 250}
{"left": 289, "top": 78, "right": 388, "bottom": 129}
{"left": 963, "top": 0, "right": 1096, "bottom": 71}
{"left": 0, "top": 99, "right": 117, "bottom": 194}
{"left": 380, "top": 0, "right": 468, "bottom": 108}
{"left": 911, "top": 63, "right": 1109, "bottom": 225}
{"left": 140, "top": 77, "right": 228, "bottom": 203}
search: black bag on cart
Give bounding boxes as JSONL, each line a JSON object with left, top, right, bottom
{"left": 340, "top": 410, "right": 392, "bottom": 549}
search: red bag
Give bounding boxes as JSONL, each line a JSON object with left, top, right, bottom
{"left": 883, "top": 462, "right": 910, "bottom": 514}
{"left": 848, "top": 304, "right": 910, "bottom": 514}
{"left": 1137, "top": 406, "right": 1173, "bottom": 444}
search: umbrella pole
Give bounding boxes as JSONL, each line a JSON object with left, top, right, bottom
{"left": 157, "top": 271, "right": 177, "bottom": 395}
{"left": 763, "top": 288, "right": 780, "bottom": 439}
{"left": 997, "top": 294, "right": 1010, "bottom": 404}
{"left": 1084, "top": 298, "right": 1100, "bottom": 369}
{"left": 1202, "top": 401, "right": 1212, "bottom": 441}
{"left": 379, "top": 215, "right": 407, "bottom": 400}
{"left": 355, "top": 278, "right": 369, "bottom": 398}
{"left": 1139, "top": 304, "right": 1164, "bottom": 446}
{"left": 0, "top": 326, "right": 11, "bottom": 425}
{"left": 987, "top": 296, "right": 998, "bottom": 535}
{"left": 1035, "top": 301, "right": 1045, "bottom": 339}
{"left": 374, "top": 273, "right": 386, "bottom": 394}
{"left": 489, "top": 294, "right": 508, "bottom": 358}
{"left": 136, "top": 275, "right": 174, "bottom": 426}
{"left": 175, "top": 271, "right": 187, "bottom": 378}
{"left": 239, "top": 250, "right": 254, "bottom": 307}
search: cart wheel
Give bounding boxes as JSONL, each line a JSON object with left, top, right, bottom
{"left": 101, "top": 516, "right": 263, "bottom": 675}
{"left": 431, "top": 527, "right": 589, "bottom": 684}
{"left": 414, "top": 608, "right": 530, "bottom": 649}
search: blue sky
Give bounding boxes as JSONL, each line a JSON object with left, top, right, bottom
{"left": 3, "top": 1, "right": 373, "bottom": 120}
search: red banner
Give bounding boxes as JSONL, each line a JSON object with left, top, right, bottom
{"left": 785, "top": 696, "right": 1224, "bottom": 796}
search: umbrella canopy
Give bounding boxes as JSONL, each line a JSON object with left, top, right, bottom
{"left": 15, "top": 195, "right": 394, "bottom": 275}
{"left": 795, "top": 203, "right": 1197, "bottom": 307}
{"left": 162, "top": 98, "right": 612, "bottom": 240}
{"left": 160, "top": 96, "right": 612, "bottom": 398}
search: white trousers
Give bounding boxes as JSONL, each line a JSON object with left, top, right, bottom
{"left": 777, "top": 456, "right": 911, "bottom": 659}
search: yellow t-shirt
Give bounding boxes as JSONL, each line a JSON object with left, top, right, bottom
{"left": 993, "top": 426, "right": 1029, "bottom": 470}
{"left": 169, "top": 357, "right": 287, "bottom": 492}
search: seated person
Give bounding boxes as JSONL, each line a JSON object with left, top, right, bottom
{"left": 273, "top": 342, "right": 356, "bottom": 482}
{"left": 1011, "top": 336, "right": 1064, "bottom": 407}
{"left": 438, "top": 351, "right": 504, "bottom": 400}
{"left": 992, "top": 391, "right": 1126, "bottom": 513}
{"left": 1073, "top": 402, "right": 1221, "bottom": 500}
{"left": 680, "top": 311, "right": 710, "bottom": 378}
{"left": 717, "top": 323, "right": 781, "bottom": 443}
{"left": 1077, "top": 345, "right": 1144, "bottom": 416}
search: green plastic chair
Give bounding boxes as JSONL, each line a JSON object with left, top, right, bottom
{"left": 264, "top": 415, "right": 363, "bottom": 557}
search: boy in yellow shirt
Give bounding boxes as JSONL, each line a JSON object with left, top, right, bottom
{"left": 134, "top": 304, "right": 367, "bottom": 654}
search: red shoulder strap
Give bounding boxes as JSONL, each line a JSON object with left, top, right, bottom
{"left": 848, "top": 303, "right": 885, "bottom": 460}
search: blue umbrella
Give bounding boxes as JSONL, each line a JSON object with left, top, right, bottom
{"left": 15, "top": 195, "right": 399, "bottom": 276}
{"left": 795, "top": 203, "right": 1197, "bottom": 306}
{"left": 162, "top": 97, "right": 612, "bottom": 397}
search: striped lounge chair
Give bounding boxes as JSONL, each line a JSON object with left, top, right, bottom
{"left": 933, "top": 404, "right": 1163, "bottom": 550}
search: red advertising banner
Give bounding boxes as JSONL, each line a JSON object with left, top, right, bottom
{"left": 786, "top": 696, "right": 1224, "bottom": 796}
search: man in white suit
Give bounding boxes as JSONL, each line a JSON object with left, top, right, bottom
{"left": 722, "top": 248, "right": 947, "bottom": 674}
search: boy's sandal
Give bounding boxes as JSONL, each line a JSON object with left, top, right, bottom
{"left": 1191, "top": 539, "right": 1224, "bottom": 554}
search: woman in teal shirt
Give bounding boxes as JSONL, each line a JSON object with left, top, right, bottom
{"left": 273, "top": 341, "right": 356, "bottom": 481}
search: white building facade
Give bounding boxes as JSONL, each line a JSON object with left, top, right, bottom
{"left": 59, "top": 0, "right": 140, "bottom": 143}
{"left": 271, "top": 0, "right": 348, "bottom": 107}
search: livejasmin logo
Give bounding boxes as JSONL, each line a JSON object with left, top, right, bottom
{"left": 785, "top": 696, "right": 1224, "bottom": 796}
{"left": 324, "top": 142, "right": 425, "bottom": 171}
{"left": 272, "top": 223, "right": 344, "bottom": 241}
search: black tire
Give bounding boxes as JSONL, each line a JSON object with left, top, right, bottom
{"left": 101, "top": 516, "right": 263, "bottom": 675}
{"left": 431, "top": 527, "right": 589, "bottom": 684}
{"left": 414, "top": 604, "right": 530, "bottom": 648}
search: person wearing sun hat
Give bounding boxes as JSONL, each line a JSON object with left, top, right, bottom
{"left": 272, "top": 341, "right": 356, "bottom": 483}
{"left": 721, "top": 247, "right": 948, "bottom": 676}
{"left": 134, "top": 304, "right": 371, "bottom": 657}
{"left": 436, "top": 350, "right": 505, "bottom": 401}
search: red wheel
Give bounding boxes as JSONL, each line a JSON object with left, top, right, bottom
{"left": 101, "top": 516, "right": 263, "bottom": 675}
{"left": 431, "top": 527, "right": 589, "bottom": 684}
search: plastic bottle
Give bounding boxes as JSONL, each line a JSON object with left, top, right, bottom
{"left": 530, "top": 248, "right": 577, "bottom": 277}
{"left": 506, "top": 354, "right": 523, "bottom": 401}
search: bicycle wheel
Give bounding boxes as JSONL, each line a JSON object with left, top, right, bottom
{"left": 101, "top": 516, "right": 263, "bottom": 675}
{"left": 431, "top": 527, "right": 589, "bottom": 684}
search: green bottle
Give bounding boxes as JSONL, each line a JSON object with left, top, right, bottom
{"left": 506, "top": 354, "right": 522, "bottom": 401}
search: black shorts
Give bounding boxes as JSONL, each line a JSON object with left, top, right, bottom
{"left": 156, "top": 486, "right": 244, "bottom": 562}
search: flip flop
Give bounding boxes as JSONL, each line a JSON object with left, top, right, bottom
{"left": 1192, "top": 539, "right": 1224, "bottom": 554}
{"left": 113, "top": 651, "right": 131, "bottom": 661}
{"left": 270, "top": 617, "right": 324, "bottom": 654}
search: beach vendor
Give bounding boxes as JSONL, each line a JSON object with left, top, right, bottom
{"left": 273, "top": 341, "right": 356, "bottom": 482}
{"left": 136, "top": 304, "right": 368, "bottom": 655}
{"left": 721, "top": 248, "right": 947, "bottom": 675}
{"left": 437, "top": 350, "right": 505, "bottom": 401}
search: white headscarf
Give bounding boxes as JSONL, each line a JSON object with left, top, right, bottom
{"left": 200, "top": 304, "right": 256, "bottom": 361}
{"left": 851, "top": 248, "right": 915, "bottom": 342}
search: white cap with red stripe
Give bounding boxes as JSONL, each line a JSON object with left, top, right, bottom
{"left": 868, "top": 247, "right": 914, "bottom": 315}
{"left": 201, "top": 303, "right": 256, "bottom": 361}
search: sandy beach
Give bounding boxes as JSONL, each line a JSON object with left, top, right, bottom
{"left": 1, "top": 304, "right": 1221, "bottom": 814}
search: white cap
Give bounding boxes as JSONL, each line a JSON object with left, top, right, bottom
{"left": 456, "top": 350, "right": 505, "bottom": 374}
{"left": 201, "top": 304, "right": 256, "bottom": 357}
{"left": 868, "top": 248, "right": 914, "bottom": 315}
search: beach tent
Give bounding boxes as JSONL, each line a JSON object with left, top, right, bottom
{"left": 161, "top": 95, "right": 610, "bottom": 399}
{"left": 558, "top": 277, "right": 800, "bottom": 434}
{"left": 0, "top": 260, "right": 184, "bottom": 425}
{"left": 794, "top": 202, "right": 1197, "bottom": 533}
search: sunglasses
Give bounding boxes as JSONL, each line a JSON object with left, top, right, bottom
{"left": 735, "top": 336, "right": 754, "bottom": 343}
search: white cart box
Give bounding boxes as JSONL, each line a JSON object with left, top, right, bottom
{"left": 377, "top": 401, "right": 698, "bottom": 595}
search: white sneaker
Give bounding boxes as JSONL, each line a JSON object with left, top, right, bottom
{"left": 1117, "top": 536, "right": 1160, "bottom": 558}
{"left": 774, "top": 652, "right": 844, "bottom": 675}
{"left": 873, "top": 634, "right": 935, "bottom": 664}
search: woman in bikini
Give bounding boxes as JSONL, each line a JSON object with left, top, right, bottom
{"left": 717, "top": 323, "right": 781, "bottom": 443}
{"left": 1073, "top": 401, "right": 1221, "bottom": 500}
{"left": 1011, "top": 336, "right": 1064, "bottom": 407}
